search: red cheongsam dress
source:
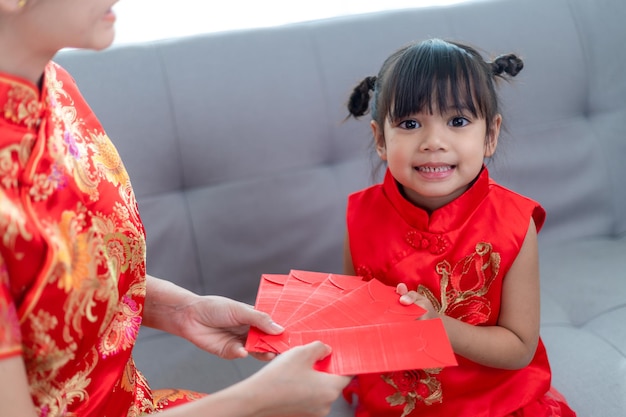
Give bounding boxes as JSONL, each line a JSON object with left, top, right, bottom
{"left": 344, "top": 168, "right": 576, "bottom": 417}
{"left": 0, "top": 63, "right": 202, "bottom": 416}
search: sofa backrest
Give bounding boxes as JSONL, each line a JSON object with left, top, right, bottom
{"left": 55, "top": 0, "right": 626, "bottom": 303}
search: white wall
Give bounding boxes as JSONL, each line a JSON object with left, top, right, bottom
{"left": 113, "top": 0, "right": 470, "bottom": 45}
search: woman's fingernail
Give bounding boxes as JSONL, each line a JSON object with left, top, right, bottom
{"left": 270, "top": 322, "right": 285, "bottom": 332}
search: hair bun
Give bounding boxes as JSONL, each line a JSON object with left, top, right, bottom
{"left": 347, "top": 76, "right": 377, "bottom": 117}
{"left": 491, "top": 54, "right": 524, "bottom": 77}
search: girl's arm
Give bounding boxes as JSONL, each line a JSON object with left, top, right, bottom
{"left": 399, "top": 218, "right": 541, "bottom": 370}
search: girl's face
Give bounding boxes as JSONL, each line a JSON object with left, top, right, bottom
{"left": 8, "top": 0, "right": 118, "bottom": 53}
{"left": 372, "top": 108, "right": 500, "bottom": 212}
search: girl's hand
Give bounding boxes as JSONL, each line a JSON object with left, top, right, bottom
{"left": 396, "top": 283, "right": 440, "bottom": 320}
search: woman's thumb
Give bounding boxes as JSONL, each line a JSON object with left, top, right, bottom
{"left": 297, "top": 341, "right": 333, "bottom": 364}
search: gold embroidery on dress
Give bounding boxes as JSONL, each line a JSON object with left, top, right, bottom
{"left": 5, "top": 62, "right": 149, "bottom": 415}
{"left": 152, "top": 388, "right": 205, "bottom": 410}
{"left": 90, "top": 130, "right": 129, "bottom": 187}
{"left": 2, "top": 82, "right": 42, "bottom": 129}
{"left": 423, "top": 242, "right": 500, "bottom": 324}
{"left": 0, "top": 133, "right": 37, "bottom": 257}
{"left": 24, "top": 310, "right": 96, "bottom": 415}
{"left": 0, "top": 190, "right": 33, "bottom": 259}
{"left": 99, "top": 294, "right": 142, "bottom": 358}
{"left": 384, "top": 242, "right": 500, "bottom": 412}
{"left": 0, "top": 132, "right": 35, "bottom": 188}
{"left": 383, "top": 368, "right": 443, "bottom": 416}
{"left": 27, "top": 342, "right": 98, "bottom": 416}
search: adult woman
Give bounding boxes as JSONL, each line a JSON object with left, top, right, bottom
{"left": 0, "top": 0, "right": 350, "bottom": 415}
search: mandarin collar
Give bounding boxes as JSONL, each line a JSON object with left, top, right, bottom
{"left": 0, "top": 68, "right": 48, "bottom": 131}
{"left": 382, "top": 166, "right": 490, "bottom": 233}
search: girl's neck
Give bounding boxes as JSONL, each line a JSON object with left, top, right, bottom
{"left": 398, "top": 171, "right": 482, "bottom": 213}
{"left": 400, "top": 185, "right": 469, "bottom": 213}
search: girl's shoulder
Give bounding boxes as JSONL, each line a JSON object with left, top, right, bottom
{"left": 487, "top": 178, "right": 546, "bottom": 231}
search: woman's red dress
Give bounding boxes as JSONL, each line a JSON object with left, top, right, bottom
{"left": 0, "top": 63, "right": 201, "bottom": 416}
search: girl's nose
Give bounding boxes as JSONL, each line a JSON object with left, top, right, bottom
{"left": 419, "top": 129, "right": 447, "bottom": 152}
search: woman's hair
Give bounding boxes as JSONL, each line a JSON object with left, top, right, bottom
{"left": 347, "top": 38, "right": 523, "bottom": 139}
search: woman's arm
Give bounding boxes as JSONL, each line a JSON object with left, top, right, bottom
{"left": 0, "top": 355, "right": 38, "bottom": 417}
{"left": 398, "top": 218, "right": 541, "bottom": 370}
{"left": 150, "top": 342, "right": 350, "bottom": 417}
{"left": 137, "top": 278, "right": 353, "bottom": 416}
{"left": 0, "top": 343, "right": 349, "bottom": 417}
{"left": 142, "top": 275, "right": 284, "bottom": 359}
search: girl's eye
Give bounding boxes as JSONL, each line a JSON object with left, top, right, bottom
{"left": 399, "top": 120, "right": 419, "bottom": 129}
{"left": 450, "top": 117, "right": 470, "bottom": 127}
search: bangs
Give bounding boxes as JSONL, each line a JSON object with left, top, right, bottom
{"left": 385, "top": 40, "right": 490, "bottom": 122}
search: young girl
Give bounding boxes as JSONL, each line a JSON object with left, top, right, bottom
{"left": 0, "top": 0, "right": 349, "bottom": 416}
{"left": 343, "top": 38, "right": 576, "bottom": 417}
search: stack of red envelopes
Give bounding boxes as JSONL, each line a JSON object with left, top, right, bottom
{"left": 245, "top": 270, "right": 457, "bottom": 375}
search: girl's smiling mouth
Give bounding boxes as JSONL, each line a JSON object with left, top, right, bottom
{"left": 416, "top": 165, "right": 454, "bottom": 173}
{"left": 415, "top": 164, "right": 455, "bottom": 179}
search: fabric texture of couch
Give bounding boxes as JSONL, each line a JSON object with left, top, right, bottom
{"left": 56, "top": 0, "right": 626, "bottom": 415}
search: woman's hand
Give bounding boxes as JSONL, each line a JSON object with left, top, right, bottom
{"left": 158, "top": 341, "right": 352, "bottom": 417}
{"left": 396, "top": 282, "right": 440, "bottom": 320}
{"left": 143, "top": 275, "right": 283, "bottom": 360}
{"left": 178, "top": 294, "right": 283, "bottom": 360}
{"left": 240, "top": 342, "right": 352, "bottom": 417}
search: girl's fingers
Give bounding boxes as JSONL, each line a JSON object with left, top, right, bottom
{"left": 396, "top": 283, "right": 409, "bottom": 295}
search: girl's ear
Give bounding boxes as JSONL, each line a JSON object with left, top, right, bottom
{"left": 484, "top": 114, "right": 502, "bottom": 157}
{"left": 371, "top": 120, "right": 387, "bottom": 161}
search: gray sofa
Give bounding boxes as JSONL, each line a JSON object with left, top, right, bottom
{"left": 55, "top": 0, "right": 626, "bottom": 415}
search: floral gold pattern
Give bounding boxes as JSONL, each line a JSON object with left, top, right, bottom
{"left": 383, "top": 369, "right": 443, "bottom": 416}
{"left": 2, "top": 79, "right": 43, "bottom": 129}
{"left": 422, "top": 242, "right": 500, "bottom": 324}
{"left": 0, "top": 63, "right": 178, "bottom": 415}
{"left": 384, "top": 242, "right": 500, "bottom": 412}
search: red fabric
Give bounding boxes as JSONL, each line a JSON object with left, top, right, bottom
{"left": 0, "top": 63, "right": 200, "bottom": 415}
{"left": 344, "top": 168, "right": 575, "bottom": 417}
{"left": 152, "top": 389, "right": 207, "bottom": 410}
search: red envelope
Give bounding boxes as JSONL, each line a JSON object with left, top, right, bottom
{"left": 246, "top": 278, "right": 426, "bottom": 354}
{"left": 244, "top": 274, "right": 288, "bottom": 352}
{"left": 288, "top": 278, "right": 426, "bottom": 331}
{"left": 246, "top": 270, "right": 331, "bottom": 353}
{"left": 283, "top": 272, "right": 366, "bottom": 326}
{"left": 271, "top": 270, "right": 330, "bottom": 324}
{"left": 245, "top": 329, "right": 291, "bottom": 353}
{"left": 254, "top": 273, "right": 289, "bottom": 314}
{"left": 245, "top": 272, "right": 455, "bottom": 376}
{"left": 291, "top": 319, "right": 457, "bottom": 375}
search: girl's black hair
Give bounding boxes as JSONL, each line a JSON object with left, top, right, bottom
{"left": 347, "top": 38, "right": 523, "bottom": 139}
